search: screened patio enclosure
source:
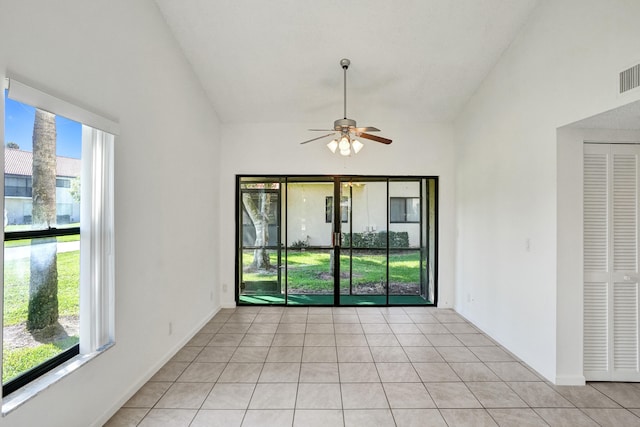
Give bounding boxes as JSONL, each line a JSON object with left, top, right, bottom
{"left": 237, "top": 176, "right": 438, "bottom": 306}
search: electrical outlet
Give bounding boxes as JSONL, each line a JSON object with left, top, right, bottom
{"left": 223, "top": 284, "right": 228, "bottom": 292}
{"left": 169, "top": 322, "right": 173, "bottom": 335}
{"left": 210, "top": 291, "right": 214, "bottom": 301}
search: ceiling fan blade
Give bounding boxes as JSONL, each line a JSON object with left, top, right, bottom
{"left": 300, "top": 132, "right": 336, "bottom": 145}
{"left": 354, "top": 127, "right": 380, "bottom": 132}
{"left": 359, "top": 133, "right": 392, "bottom": 145}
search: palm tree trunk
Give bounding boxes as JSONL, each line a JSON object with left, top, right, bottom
{"left": 27, "top": 109, "right": 58, "bottom": 331}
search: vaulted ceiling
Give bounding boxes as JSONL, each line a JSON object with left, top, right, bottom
{"left": 154, "top": 0, "right": 539, "bottom": 126}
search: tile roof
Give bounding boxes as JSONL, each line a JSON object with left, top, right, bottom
{"left": 4, "top": 148, "right": 81, "bottom": 178}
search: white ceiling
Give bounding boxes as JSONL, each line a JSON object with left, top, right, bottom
{"left": 154, "top": 0, "right": 539, "bottom": 126}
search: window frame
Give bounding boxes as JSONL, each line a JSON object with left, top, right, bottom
{"left": 1, "top": 77, "right": 117, "bottom": 408}
{"left": 1, "top": 224, "right": 80, "bottom": 394}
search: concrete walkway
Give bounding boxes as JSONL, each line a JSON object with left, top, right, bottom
{"left": 4, "top": 241, "right": 80, "bottom": 260}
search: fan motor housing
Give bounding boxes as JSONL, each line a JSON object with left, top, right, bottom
{"left": 334, "top": 118, "right": 356, "bottom": 130}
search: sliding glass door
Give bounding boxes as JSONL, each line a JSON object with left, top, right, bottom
{"left": 388, "top": 179, "right": 435, "bottom": 305}
{"left": 338, "top": 178, "right": 388, "bottom": 304}
{"left": 285, "top": 178, "right": 336, "bottom": 305}
{"left": 238, "top": 178, "right": 283, "bottom": 304}
{"left": 237, "top": 176, "right": 437, "bottom": 306}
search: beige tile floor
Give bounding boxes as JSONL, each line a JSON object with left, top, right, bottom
{"left": 105, "top": 306, "right": 640, "bottom": 426}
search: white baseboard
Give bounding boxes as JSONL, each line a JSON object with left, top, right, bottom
{"left": 555, "top": 374, "right": 586, "bottom": 386}
{"left": 91, "top": 305, "right": 222, "bottom": 427}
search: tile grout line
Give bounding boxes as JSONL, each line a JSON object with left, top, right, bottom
{"left": 114, "top": 305, "right": 640, "bottom": 427}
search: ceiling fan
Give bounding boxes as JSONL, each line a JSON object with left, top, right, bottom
{"left": 300, "top": 58, "right": 392, "bottom": 156}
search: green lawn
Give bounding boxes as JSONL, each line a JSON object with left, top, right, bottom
{"left": 4, "top": 250, "right": 80, "bottom": 326}
{"left": 242, "top": 250, "right": 421, "bottom": 291}
{"left": 3, "top": 246, "right": 80, "bottom": 383}
{"left": 3, "top": 338, "right": 78, "bottom": 382}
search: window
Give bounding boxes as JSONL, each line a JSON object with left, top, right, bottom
{"left": 390, "top": 197, "right": 420, "bottom": 223}
{"left": 56, "top": 178, "right": 71, "bottom": 188}
{"left": 325, "top": 196, "right": 349, "bottom": 223}
{"left": 2, "top": 78, "right": 116, "bottom": 401}
{"left": 4, "top": 176, "right": 31, "bottom": 197}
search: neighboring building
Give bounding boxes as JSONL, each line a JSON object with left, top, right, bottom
{"left": 4, "top": 148, "right": 80, "bottom": 225}
{"left": 285, "top": 182, "right": 423, "bottom": 248}
{"left": 241, "top": 181, "right": 425, "bottom": 249}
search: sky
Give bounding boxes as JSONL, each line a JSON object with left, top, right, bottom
{"left": 4, "top": 90, "right": 82, "bottom": 159}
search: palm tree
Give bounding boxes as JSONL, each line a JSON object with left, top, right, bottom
{"left": 27, "top": 108, "right": 58, "bottom": 331}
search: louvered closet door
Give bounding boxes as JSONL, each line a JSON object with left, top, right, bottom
{"left": 584, "top": 143, "right": 640, "bottom": 381}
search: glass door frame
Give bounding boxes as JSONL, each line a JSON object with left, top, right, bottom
{"left": 336, "top": 177, "right": 391, "bottom": 305}
{"left": 285, "top": 176, "right": 337, "bottom": 305}
{"left": 236, "top": 175, "right": 439, "bottom": 307}
{"left": 332, "top": 176, "right": 343, "bottom": 305}
{"left": 237, "top": 177, "right": 284, "bottom": 302}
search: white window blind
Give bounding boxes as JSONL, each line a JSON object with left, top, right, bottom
{"left": 6, "top": 78, "right": 119, "bottom": 136}
{"left": 80, "top": 127, "right": 115, "bottom": 353}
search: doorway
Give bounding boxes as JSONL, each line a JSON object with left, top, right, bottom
{"left": 583, "top": 143, "right": 640, "bottom": 381}
{"left": 236, "top": 176, "right": 437, "bottom": 306}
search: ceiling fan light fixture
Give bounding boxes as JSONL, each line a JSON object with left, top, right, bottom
{"left": 352, "top": 139, "right": 363, "bottom": 154}
{"left": 327, "top": 139, "right": 338, "bottom": 153}
{"left": 338, "top": 135, "right": 350, "bottom": 151}
{"left": 340, "top": 147, "right": 351, "bottom": 156}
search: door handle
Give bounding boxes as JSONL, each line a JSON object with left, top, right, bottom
{"left": 333, "top": 232, "right": 341, "bottom": 247}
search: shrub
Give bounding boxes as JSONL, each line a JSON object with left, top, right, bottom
{"left": 342, "top": 231, "right": 409, "bottom": 248}
{"left": 289, "top": 239, "right": 309, "bottom": 249}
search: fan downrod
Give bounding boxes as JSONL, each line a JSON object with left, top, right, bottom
{"left": 340, "top": 58, "right": 350, "bottom": 120}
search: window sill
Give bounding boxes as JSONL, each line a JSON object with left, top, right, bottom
{"left": 2, "top": 342, "right": 114, "bottom": 416}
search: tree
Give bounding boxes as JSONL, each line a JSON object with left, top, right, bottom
{"left": 242, "top": 191, "right": 272, "bottom": 270}
{"left": 6, "top": 141, "right": 20, "bottom": 149}
{"left": 27, "top": 109, "right": 58, "bottom": 331}
{"left": 69, "top": 176, "right": 81, "bottom": 203}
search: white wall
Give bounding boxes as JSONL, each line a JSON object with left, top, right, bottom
{"left": 220, "top": 122, "right": 456, "bottom": 308}
{"left": 0, "top": 1, "right": 221, "bottom": 425}
{"left": 455, "top": 0, "right": 640, "bottom": 383}
{"left": 286, "top": 183, "right": 334, "bottom": 246}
